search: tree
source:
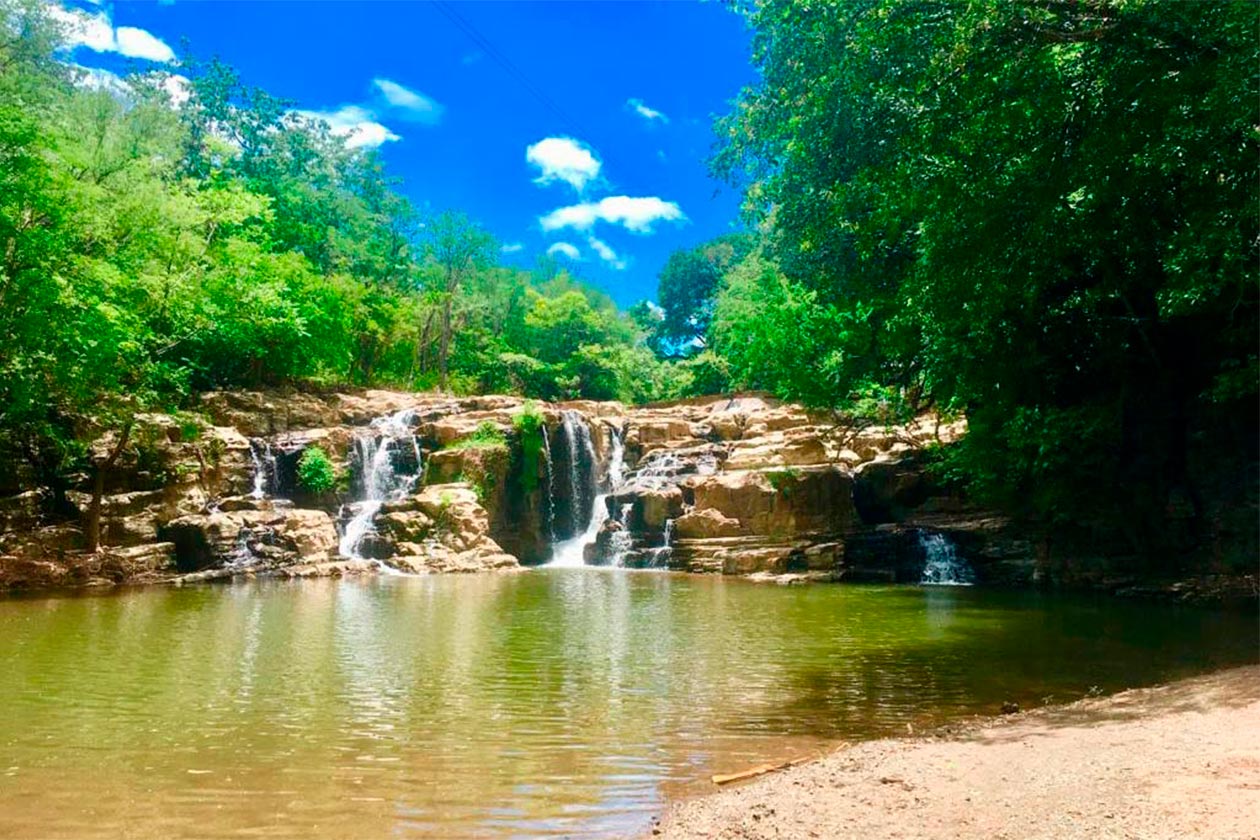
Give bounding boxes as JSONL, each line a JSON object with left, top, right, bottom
{"left": 717, "top": 0, "right": 1258, "bottom": 551}
{"left": 424, "top": 211, "right": 495, "bottom": 389}
{"left": 654, "top": 232, "right": 754, "bottom": 354}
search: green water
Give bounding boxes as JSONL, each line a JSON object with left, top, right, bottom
{"left": 0, "top": 570, "right": 1254, "bottom": 838}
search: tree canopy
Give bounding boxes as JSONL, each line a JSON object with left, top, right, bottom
{"left": 705, "top": 0, "right": 1257, "bottom": 549}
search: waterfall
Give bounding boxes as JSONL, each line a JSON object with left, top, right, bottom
{"left": 249, "top": 440, "right": 276, "bottom": 500}
{"left": 918, "top": 531, "right": 975, "bottom": 586}
{"left": 644, "top": 518, "right": 674, "bottom": 568}
{"left": 541, "top": 431, "right": 556, "bottom": 542}
{"left": 548, "top": 422, "right": 624, "bottom": 567}
{"left": 227, "top": 527, "right": 261, "bottom": 569}
{"left": 561, "top": 410, "right": 598, "bottom": 537}
{"left": 607, "top": 502, "right": 634, "bottom": 567}
{"left": 338, "top": 408, "right": 423, "bottom": 561}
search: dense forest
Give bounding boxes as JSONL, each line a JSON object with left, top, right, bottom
{"left": 2, "top": 0, "right": 1256, "bottom": 566}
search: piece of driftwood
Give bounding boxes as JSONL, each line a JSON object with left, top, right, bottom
{"left": 711, "top": 758, "right": 806, "bottom": 786}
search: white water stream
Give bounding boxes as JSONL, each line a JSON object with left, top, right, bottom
{"left": 918, "top": 531, "right": 975, "bottom": 585}
{"left": 548, "top": 422, "right": 624, "bottom": 567}
{"left": 339, "top": 408, "right": 423, "bottom": 560}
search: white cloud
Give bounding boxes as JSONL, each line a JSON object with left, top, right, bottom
{"left": 501, "top": 242, "right": 524, "bottom": 254}
{"left": 546, "top": 242, "right": 581, "bottom": 260}
{"left": 627, "top": 98, "right": 668, "bottom": 124}
{"left": 371, "top": 78, "right": 443, "bottom": 124}
{"left": 48, "top": 4, "right": 176, "bottom": 63}
{"left": 292, "top": 105, "right": 400, "bottom": 150}
{"left": 162, "top": 73, "right": 191, "bottom": 108}
{"left": 526, "top": 137, "right": 601, "bottom": 193}
{"left": 115, "top": 26, "right": 176, "bottom": 62}
{"left": 587, "top": 236, "right": 627, "bottom": 270}
{"left": 48, "top": 5, "right": 114, "bottom": 52}
{"left": 539, "top": 196, "right": 686, "bottom": 234}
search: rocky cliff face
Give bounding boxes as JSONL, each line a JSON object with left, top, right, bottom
{"left": 0, "top": 389, "right": 1038, "bottom": 591}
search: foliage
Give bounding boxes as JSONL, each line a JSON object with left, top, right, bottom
{"left": 764, "top": 468, "right": 800, "bottom": 496}
{"left": 0, "top": 2, "right": 685, "bottom": 506}
{"left": 296, "top": 446, "right": 337, "bottom": 494}
{"left": 652, "top": 233, "right": 755, "bottom": 355}
{"left": 714, "top": 0, "right": 1258, "bottom": 548}
{"left": 511, "top": 401, "right": 545, "bottom": 494}
{"left": 447, "top": 421, "right": 508, "bottom": 451}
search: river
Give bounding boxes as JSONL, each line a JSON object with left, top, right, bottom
{"left": 0, "top": 570, "right": 1254, "bottom": 838}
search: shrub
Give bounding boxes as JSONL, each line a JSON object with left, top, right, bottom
{"left": 297, "top": 446, "right": 338, "bottom": 493}
{"left": 447, "top": 420, "right": 508, "bottom": 451}
{"left": 512, "top": 401, "right": 545, "bottom": 494}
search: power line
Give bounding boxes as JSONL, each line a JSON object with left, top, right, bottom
{"left": 430, "top": 0, "right": 597, "bottom": 142}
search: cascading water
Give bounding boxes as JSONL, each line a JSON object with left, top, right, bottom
{"left": 548, "top": 421, "right": 623, "bottom": 567}
{"left": 606, "top": 502, "right": 634, "bottom": 567}
{"left": 338, "top": 408, "right": 423, "bottom": 561}
{"left": 918, "top": 531, "right": 975, "bottom": 585}
{"left": 557, "top": 410, "right": 598, "bottom": 537}
{"left": 541, "top": 431, "right": 556, "bottom": 542}
{"left": 639, "top": 518, "right": 675, "bottom": 568}
{"left": 249, "top": 440, "right": 276, "bottom": 500}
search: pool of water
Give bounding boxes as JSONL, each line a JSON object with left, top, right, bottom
{"left": 0, "top": 570, "right": 1254, "bottom": 838}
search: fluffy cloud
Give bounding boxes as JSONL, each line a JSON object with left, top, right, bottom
{"left": 627, "top": 98, "right": 668, "bottom": 124}
{"left": 587, "top": 236, "right": 627, "bottom": 270}
{"left": 292, "top": 105, "right": 400, "bottom": 150}
{"left": 539, "top": 196, "right": 686, "bottom": 234}
{"left": 371, "top": 78, "right": 443, "bottom": 124}
{"left": 501, "top": 242, "right": 525, "bottom": 254}
{"left": 526, "top": 137, "right": 602, "bottom": 193}
{"left": 546, "top": 242, "right": 581, "bottom": 260}
{"left": 114, "top": 26, "right": 176, "bottom": 62}
{"left": 49, "top": 5, "right": 176, "bottom": 63}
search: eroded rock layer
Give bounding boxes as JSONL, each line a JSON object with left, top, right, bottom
{"left": 0, "top": 389, "right": 1038, "bottom": 591}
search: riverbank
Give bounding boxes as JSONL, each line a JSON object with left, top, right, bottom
{"left": 653, "top": 664, "right": 1260, "bottom": 840}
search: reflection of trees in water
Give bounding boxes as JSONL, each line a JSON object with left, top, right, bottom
{"left": 0, "top": 577, "right": 1255, "bottom": 838}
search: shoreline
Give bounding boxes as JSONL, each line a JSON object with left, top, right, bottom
{"left": 651, "top": 664, "right": 1260, "bottom": 839}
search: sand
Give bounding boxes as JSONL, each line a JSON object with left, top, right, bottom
{"left": 654, "top": 665, "right": 1260, "bottom": 840}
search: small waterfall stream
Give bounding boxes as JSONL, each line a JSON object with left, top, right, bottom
{"left": 339, "top": 408, "right": 423, "bottom": 561}
{"left": 548, "top": 421, "right": 624, "bottom": 567}
{"left": 249, "top": 440, "right": 276, "bottom": 500}
{"left": 639, "top": 518, "right": 675, "bottom": 569}
{"left": 918, "top": 531, "right": 975, "bottom": 585}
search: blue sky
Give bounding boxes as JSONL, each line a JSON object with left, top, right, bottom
{"left": 53, "top": 1, "right": 758, "bottom": 308}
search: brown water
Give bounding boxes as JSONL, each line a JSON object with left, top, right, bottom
{"left": 0, "top": 570, "right": 1254, "bottom": 838}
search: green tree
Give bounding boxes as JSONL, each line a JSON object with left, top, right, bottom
{"left": 654, "top": 233, "right": 754, "bottom": 355}
{"left": 716, "top": 0, "right": 1258, "bottom": 552}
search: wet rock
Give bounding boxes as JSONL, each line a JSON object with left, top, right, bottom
{"left": 675, "top": 508, "right": 743, "bottom": 539}
{"left": 853, "top": 457, "right": 931, "bottom": 524}
{"left": 160, "top": 508, "right": 338, "bottom": 572}
{"left": 377, "top": 484, "right": 520, "bottom": 573}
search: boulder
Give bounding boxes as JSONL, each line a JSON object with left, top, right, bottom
{"left": 376, "top": 484, "right": 521, "bottom": 573}
{"left": 691, "top": 467, "right": 855, "bottom": 537}
{"left": 853, "top": 457, "right": 932, "bottom": 524}
{"left": 674, "top": 508, "right": 742, "bottom": 539}
{"left": 160, "top": 508, "right": 338, "bottom": 572}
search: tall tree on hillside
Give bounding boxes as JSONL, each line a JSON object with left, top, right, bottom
{"left": 425, "top": 211, "right": 495, "bottom": 389}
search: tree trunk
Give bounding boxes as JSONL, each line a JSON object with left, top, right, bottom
{"left": 438, "top": 294, "right": 453, "bottom": 391}
{"left": 85, "top": 422, "right": 132, "bottom": 554}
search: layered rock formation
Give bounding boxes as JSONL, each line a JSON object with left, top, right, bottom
{"left": 0, "top": 389, "right": 1031, "bottom": 591}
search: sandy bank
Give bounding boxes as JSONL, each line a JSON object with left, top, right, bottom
{"left": 654, "top": 665, "right": 1260, "bottom": 839}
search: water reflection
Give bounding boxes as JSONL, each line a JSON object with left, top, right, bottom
{"left": 0, "top": 572, "right": 1254, "bottom": 838}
